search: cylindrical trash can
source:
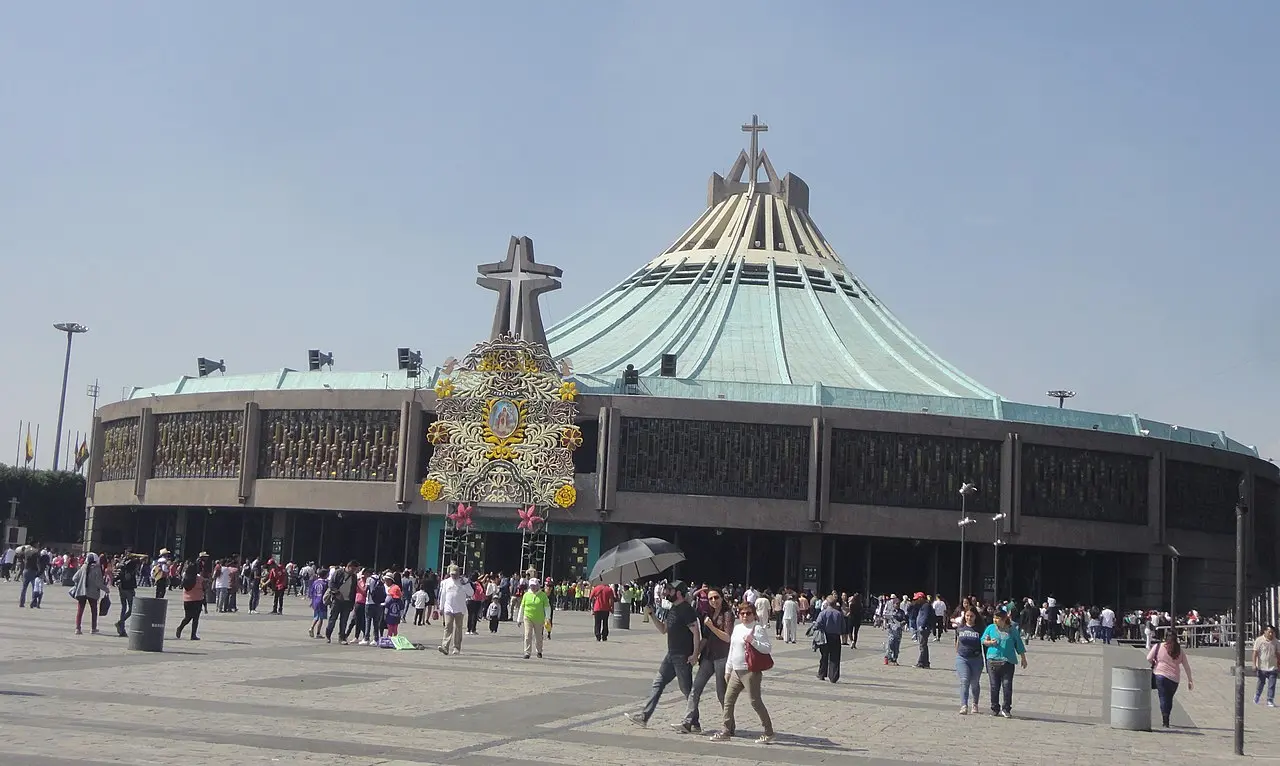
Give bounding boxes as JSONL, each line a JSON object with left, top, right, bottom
{"left": 1110, "top": 666, "right": 1152, "bottom": 731}
{"left": 611, "top": 599, "right": 631, "bottom": 630}
{"left": 127, "top": 596, "right": 168, "bottom": 652}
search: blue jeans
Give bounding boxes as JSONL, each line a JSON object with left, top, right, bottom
{"left": 1256, "top": 670, "right": 1277, "bottom": 704}
{"left": 987, "top": 661, "right": 1015, "bottom": 714}
{"left": 684, "top": 655, "right": 727, "bottom": 728}
{"left": 1155, "top": 674, "right": 1179, "bottom": 723}
{"left": 956, "top": 655, "right": 983, "bottom": 707}
{"left": 640, "top": 651, "right": 694, "bottom": 722}
{"left": 18, "top": 570, "right": 36, "bottom": 607}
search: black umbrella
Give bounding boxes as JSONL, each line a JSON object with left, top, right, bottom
{"left": 589, "top": 537, "right": 685, "bottom": 583}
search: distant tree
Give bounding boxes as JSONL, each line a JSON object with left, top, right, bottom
{"left": 0, "top": 464, "right": 86, "bottom": 545}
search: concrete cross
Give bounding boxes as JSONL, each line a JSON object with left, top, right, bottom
{"left": 476, "top": 236, "right": 563, "bottom": 348}
{"left": 741, "top": 114, "right": 769, "bottom": 181}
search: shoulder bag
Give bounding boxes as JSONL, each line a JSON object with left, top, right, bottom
{"left": 745, "top": 631, "right": 774, "bottom": 672}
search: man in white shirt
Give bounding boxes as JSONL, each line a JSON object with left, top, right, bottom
{"left": 931, "top": 596, "right": 948, "bottom": 641}
{"left": 743, "top": 585, "right": 759, "bottom": 606}
{"left": 437, "top": 564, "right": 469, "bottom": 655}
{"left": 781, "top": 594, "right": 800, "bottom": 644}
{"left": 1254, "top": 625, "right": 1279, "bottom": 706}
{"left": 1099, "top": 606, "right": 1117, "bottom": 645}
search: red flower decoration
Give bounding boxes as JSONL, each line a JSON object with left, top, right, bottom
{"left": 448, "top": 503, "right": 475, "bottom": 529}
{"left": 516, "top": 504, "right": 543, "bottom": 531}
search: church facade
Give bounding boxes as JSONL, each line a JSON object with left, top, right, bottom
{"left": 86, "top": 118, "right": 1279, "bottom": 612}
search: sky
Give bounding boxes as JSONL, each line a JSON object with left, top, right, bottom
{"left": 2, "top": 3, "right": 1278, "bottom": 468}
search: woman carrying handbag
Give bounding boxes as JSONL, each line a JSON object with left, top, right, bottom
{"left": 709, "top": 602, "right": 775, "bottom": 744}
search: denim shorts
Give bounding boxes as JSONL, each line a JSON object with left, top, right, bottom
{"left": 313, "top": 605, "right": 328, "bottom": 621}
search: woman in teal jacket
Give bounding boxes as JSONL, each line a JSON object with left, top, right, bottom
{"left": 981, "top": 609, "right": 1028, "bottom": 717}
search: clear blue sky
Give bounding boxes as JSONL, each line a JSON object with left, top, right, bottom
{"left": 3, "top": 3, "right": 1278, "bottom": 466}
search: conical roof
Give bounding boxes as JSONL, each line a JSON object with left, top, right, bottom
{"left": 547, "top": 120, "right": 996, "bottom": 398}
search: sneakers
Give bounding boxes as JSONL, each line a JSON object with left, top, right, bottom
{"left": 970, "top": 704, "right": 981, "bottom": 715}
{"left": 537, "top": 652, "right": 542, "bottom": 659}
{"left": 624, "top": 712, "right": 647, "bottom": 728}
{"left": 998, "top": 710, "right": 1011, "bottom": 719}
{"left": 1270, "top": 701, "right": 1276, "bottom": 708}
{"left": 670, "top": 722, "right": 691, "bottom": 734}
{"left": 708, "top": 731, "right": 730, "bottom": 741}
{"left": 756, "top": 734, "right": 775, "bottom": 745}
{"left": 437, "top": 645, "right": 448, "bottom": 655}
{"left": 523, "top": 653, "right": 530, "bottom": 660}
{"left": 959, "top": 706, "right": 969, "bottom": 715}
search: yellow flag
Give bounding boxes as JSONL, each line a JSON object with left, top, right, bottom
{"left": 24, "top": 433, "right": 33, "bottom": 463}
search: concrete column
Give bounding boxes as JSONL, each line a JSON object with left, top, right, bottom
{"left": 807, "top": 417, "right": 820, "bottom": 522}
{"left": 395, "top": 400, "right": 422, "bottom": 506}
{"left": 1148, "top": 450, "right": 1164, "bottom": 546}
{"left": 239, "top": 403, "right": 262, "bottom": 501}
{"left": 1001, "top": 432, "right": 1018, "bottom": 535}
{"left": 602, "top": 409, "right": 621, "bottom": 512}
{"left": 134, "top": 408, "right": 156, "bottom": 499}
{"left": 86, "top": 415, "right": 104, "bottom": 502}
{"left": 596, "top": 406, "right": 610, "bottom": 511}
{"left": 819, "top": 416, "right": 832, "bottom": 524}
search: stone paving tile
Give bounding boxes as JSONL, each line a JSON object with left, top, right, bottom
{"left": 3, "top": 580, "right": 1280, "bottom": 765}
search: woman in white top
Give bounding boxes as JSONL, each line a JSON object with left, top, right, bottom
{"left": 707, "top": 601, "right": 775, "bottom": 743}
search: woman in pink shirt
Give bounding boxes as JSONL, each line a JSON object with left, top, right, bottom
{"left": 1147, "top": 633, "right": 1193, "bottom": 728}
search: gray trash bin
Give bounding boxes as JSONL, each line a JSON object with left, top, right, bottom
{"left": 1110, "top": 666, "right": 1152, "bottom": 731}
{"left": 127, "top": 596, "right": 168, "bottom": 652}
{"left": 611, "top": 599, "right": 631, "bottom": 630}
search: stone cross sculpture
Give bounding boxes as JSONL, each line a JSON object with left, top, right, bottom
{"left": 476, "top": 236, "right": 563, "bottom": 349}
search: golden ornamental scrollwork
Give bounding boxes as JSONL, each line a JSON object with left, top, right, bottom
{"left": 420, "top": 478, "right": 443, "bottom": 502}
{"left": 434, "top": 378, "right": 455, "bottom": 399}
{"left": 425, "top": 334, "right": 579, "bottom": 507}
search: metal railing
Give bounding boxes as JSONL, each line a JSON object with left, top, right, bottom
{"left": 1150, "top": 622, "right": 1254, "bottom": 648}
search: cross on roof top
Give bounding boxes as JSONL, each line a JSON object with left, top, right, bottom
{"left": 476, "top": 236, "right": 563, "bottom": 348}
{"left": 741, "top": 114, "right": 769, "bottom": 183}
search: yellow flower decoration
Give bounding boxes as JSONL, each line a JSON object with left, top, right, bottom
{"left": 558, "top": 381, "right": 578, "bottom": 401}
{"left": 426, "top": 421, "right": 450, "bottom": 445}
{"left": 553, "top": 483, "right": 576, "bottom": 508}
{"left": 420, "top": 478, "right": 442, "bottom": 502}
{"left": 433, "top": 378, "right": 455, "bottom": 399}
{"left": 560, "top": 425, "right": 583, "bottom": 450}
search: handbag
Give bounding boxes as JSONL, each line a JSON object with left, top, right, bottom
{"left": 100, "top": 594, "right": 112, "bottom": 616}
{"left": 745, "top": 640, "right": 774, "bottom": 672}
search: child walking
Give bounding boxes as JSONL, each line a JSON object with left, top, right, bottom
{"left": 412, "top": 586, "right": 429, "bottom": 626}
{"left": 30, "top": 573, "right": 44, "bottom": 608}
{"left": 383, "top": 573, "right": 403, "bottom": 638}
{"left": 487, "top": 594, "right": 502, "bottom": 633}
{"left": 308, "top": 576, "right": 328, "bottom": 639}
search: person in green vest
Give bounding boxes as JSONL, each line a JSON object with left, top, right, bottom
{"left": 517, "top": 577, "right": 551, "bottom": 660}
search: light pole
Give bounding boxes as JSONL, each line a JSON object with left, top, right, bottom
{"left": 51, "top": 322, "right": 89, "bottom": 471}
{"left": 1047, "top": 390, "right": 1075, "bottom": 408}
{"left": 1163, "top": 544, "right": 1180, "bottom": 634}
{"left": 1234, "top": 479, "right": 1248, "bottom": 756}
{"left": 992, "top": 513, "right": 1007, "bottom": 604}
{"left": 958, "top": 482, "right": 978, "bottom": 607}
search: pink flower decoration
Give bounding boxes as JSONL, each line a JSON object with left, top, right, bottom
{"left": 448, "top": 503, "right": 475, "bottom": 529}
{"left": 516, "top": 504, "right": 543, "bottom": 531}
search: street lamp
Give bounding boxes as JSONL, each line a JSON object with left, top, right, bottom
{"left": 992, "top": 513, "right": 1007, "bottom": 604}
{"left": 1234, "top": 478, "right": 1248, "bottom": 756}
{"left": 958, "top": 482, "right": 978, "bottom": 606}
{"left": 51, "top": 322, "right": 89, "bottom": 471}
{"left": 1047, "top": 390, "right": 1075, "bottom": 408}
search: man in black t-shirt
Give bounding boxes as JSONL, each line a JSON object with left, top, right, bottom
{"left": 625, "top": 580, "right": 701, "bottom": 728}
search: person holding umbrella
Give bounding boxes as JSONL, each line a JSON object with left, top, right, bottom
{"left": 625, "top": 580, "right": 701, "bottom": 728}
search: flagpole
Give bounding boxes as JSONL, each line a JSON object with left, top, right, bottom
{"left": 33, "top": 424, "right": 40, "bottom": 467}
{"left": 14, "top": 421, "right": 21, "bottom": 466}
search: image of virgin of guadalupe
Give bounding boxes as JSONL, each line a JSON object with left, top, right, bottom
{"left": 490, "top": 401, "right": 519, "bottom": 439}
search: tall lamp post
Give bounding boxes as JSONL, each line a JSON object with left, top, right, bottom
{"left": 51, "top": 322, "right": 89, "bottom": 471}
{"left": 1163, "top": 544, "right": 1180, "bottom": 633}
{"left": 1234, "top": 478, "right": 1249, "bottom": 756}
{"left": 992, "top": 513, "right": 1007, "bottom": 604}
{"left": 958, "top": 482, "right": 977, "bottom": 607}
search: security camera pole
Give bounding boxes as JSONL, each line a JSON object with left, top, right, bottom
{"left": 957, "top": 483, "right": 977, "bottom": 607}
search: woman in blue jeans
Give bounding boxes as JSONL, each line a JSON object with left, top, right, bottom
{"left": 981, "top": 609, "right": 1028, "bottom": 718}
{"left": 954, "top": 608, "right": 985, "bottom": 714}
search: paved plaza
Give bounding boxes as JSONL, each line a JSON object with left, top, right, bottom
{"left": 0, "top": 583, "right": 1277, "bottom": 765}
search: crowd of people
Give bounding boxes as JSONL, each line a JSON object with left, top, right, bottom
{"left": 12, "top": 541, "right": 1280, "bottom": 737}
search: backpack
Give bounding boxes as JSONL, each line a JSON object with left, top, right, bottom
{"left": 181, "top": 563, "right": 198, "bottom": 590}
